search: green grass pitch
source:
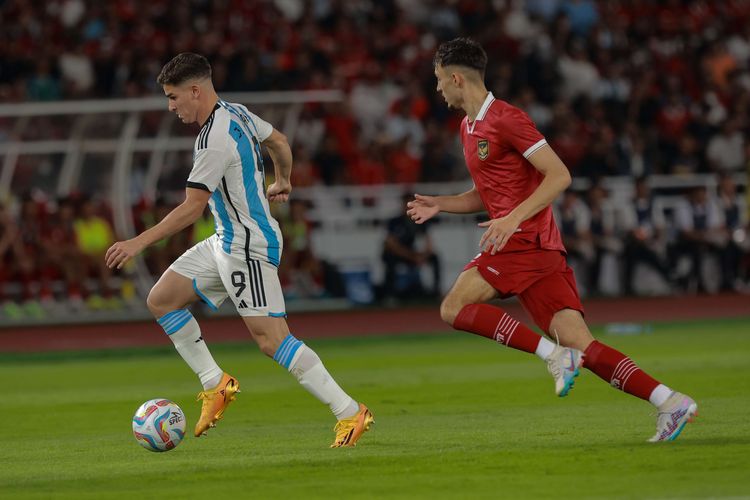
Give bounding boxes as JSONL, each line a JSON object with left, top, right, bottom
{"left": 2, "top": 317, "right": 749, "bottom": 499}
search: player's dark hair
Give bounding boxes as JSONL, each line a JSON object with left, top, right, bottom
{"left": 157, "top": 53, "right": 212, "bottom": 86}
{"left": 433, "top": 38, "right": 487, "bottom": 78}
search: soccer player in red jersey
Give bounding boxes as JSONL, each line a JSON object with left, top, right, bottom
{"left": 408, "top": 38, "right": 697, "bottom": 442}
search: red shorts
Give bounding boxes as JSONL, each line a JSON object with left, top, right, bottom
{"left": 463, "top": 247, "right": 583, "bottom": 334}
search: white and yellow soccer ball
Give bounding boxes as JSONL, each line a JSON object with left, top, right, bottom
{"left": 132, "top": 399, "right": 186, "bottom": 452}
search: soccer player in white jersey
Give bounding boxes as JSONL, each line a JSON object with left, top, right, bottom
{"left": 105, "top": 53, "right": 373, "bottom": 447}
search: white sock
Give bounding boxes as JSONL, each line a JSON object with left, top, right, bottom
{"left": 158, "top": 309, "right": 223, "bottom": 390}
{"left": 274, "top": 334, "right": 359, "bottom": 420}
{"left": 648, "top": 384, "right": 673, "bottom": 407}
{"left": 535, "top": 337, "right": 556, "bottom": 361}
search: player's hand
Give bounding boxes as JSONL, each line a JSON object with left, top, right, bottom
{"left": 105, "top": 238, "right": 144, "bottom": 270}
{"left": 407, "top": 194, "right": 440, "bottom": 224}
{"left": 478, "top": 215, "right": 521, "bottom": 255}
{"left": 267, "top": 179, "right": 291, "bottom": 203}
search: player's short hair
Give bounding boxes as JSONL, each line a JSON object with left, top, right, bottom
{"left": 433, "top": 38, "right": 487, "bottom": 78}
{"left": 157, "top": 53, "right": 212, "bottom": 86}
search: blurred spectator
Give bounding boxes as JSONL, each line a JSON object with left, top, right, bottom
{"left": 515, "top": 87, "right": 552, "bottom": 133}
{"left": 16, "top": 194, "right": 48, "bottom": 305}
{"left": 290, "top": 145, "right": 322, "bottom": 187}
{"left": 386, "top": 138, "right": 422, "bottom": 184}
{"left": 384, "top": 97, "right": 425, "bottom": 159}
{"left": 706, "top": 118, "right": 746, "bottom": 172}
{"left": 351, "top": 141, "right": 386, "bottom": 185}
{"left": 381, "top": 194, "right": 440, "bottom": 300}
{"left": 578, "top": 126, "right": 620, "bottom": 179}
{"left": 43, "top": 197, "right": 84, "bottom": 303}
{"left": 556, "top": 190, "right": 594, "bottom": 291}
{"left": 669, "top": 134, "right": 702, "bottom": 175}
{"left": 26, "top": 59, "right": 61, "bottom": 101}
{"left": 73, "top": 197, "right": 116, "bottom": 306}
{"left": 586, "top": 183, "right": 622, "bottom": 295}
{"left": 557, "top": 38, "right": 600, "bottom": 100}
{"left": 0, "top": 202, "right": 21, "bottom": 304}
{"left": 0, "top": 196, "right": 47, "bottom": 317}
{"left": 716, "top": 173, "right": 749, "bottom": 291}
{"left": 59, "top": 40, "right": 95, "bottom": 96}
{"left": 561, "top": 0, "right": 599, "bottom": 37}
{"left": 621, "top": 177, "right": 673, "bottom": 295}
{"left": 313, "top": 136, "right": 346, "bottom": 186}
{"left": 616, "top": 124, "right": 655, "bottom": 177}
{"left": 192, "top": 208, "right": 215, "bottom": 244}
{"left": 278, "top": 199, "right": 324, "bottom": 299}
{"left": 671, "top": 186, "right": 726, "bottom": 293}
{"left": 294, "top": 106, "right": 326, "bottom": 158}
{"left": 138, "top": 197, "right": 192, "bottom": 276}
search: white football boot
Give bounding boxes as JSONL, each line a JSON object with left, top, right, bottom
{"left": 546, "top": 345, "right": 583, "bottom": 397}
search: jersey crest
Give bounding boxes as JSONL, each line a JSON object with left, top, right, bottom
{"left": 477, "top": 139, "right": 489, "bottom": 161}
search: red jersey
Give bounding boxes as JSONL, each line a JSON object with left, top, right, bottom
{"left": 460, "top": 93, "right": 565, "bottom": 253}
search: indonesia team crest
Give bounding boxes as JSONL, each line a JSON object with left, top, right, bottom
{"left": 477, "top": 139, "right": 489, "bottom": 160}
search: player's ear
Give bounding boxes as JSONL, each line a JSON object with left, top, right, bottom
{"left": 452, "top": 71, "right": 463, "bottom": 88}
{"left": 191, "top": 84, "right": 201, "bottom": 99}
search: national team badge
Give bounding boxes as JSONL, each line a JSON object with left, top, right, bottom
{"left": 477, "top": 139, "right": 489, "bottom": 161}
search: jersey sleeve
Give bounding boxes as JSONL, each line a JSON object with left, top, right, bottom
{"left": 187, "top": 148, "right": 230, "bottom": 192}
{"left": 496, "top": 109, "right": 547, "bottom": 159}
{"left": 240, "top": 106, "right": 273, "bottom": 142}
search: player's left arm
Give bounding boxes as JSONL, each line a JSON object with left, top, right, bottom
{"left": 479, "top": 145, "right": 571, "bottom": 254}
{"left": 105, "top": 187, "right": 211, "bottom": 269}
{"left": 262, "top": 128, "right": 293, "bottom": 203}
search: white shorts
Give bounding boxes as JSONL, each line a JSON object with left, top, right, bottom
{"left": 170, "top": 235, "right": 286, "bottom": 317}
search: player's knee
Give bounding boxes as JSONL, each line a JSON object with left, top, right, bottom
{"left": 439, "top": 296, "right": 461, "bottom": 326}
{"left": 146, "top": 287, "right": 170, "bottom": 318}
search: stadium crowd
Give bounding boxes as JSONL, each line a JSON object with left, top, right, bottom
{"left": 1, "top": 0, "right": 749, "bottom": 316}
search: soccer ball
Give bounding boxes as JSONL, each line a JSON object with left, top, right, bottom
{"left": 132, "top": 398, "right": 186, "bottom": 452}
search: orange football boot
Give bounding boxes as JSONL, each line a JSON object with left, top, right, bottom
{"left": 194, "top": 373, "right": 240, "bottom": 437}
{"left": 330, "top": 403, "right": 374, "bottom": 448}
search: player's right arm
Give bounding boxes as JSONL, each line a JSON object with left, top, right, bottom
{"left": 263, "top": 128, "right": 293, "bottom": 203}
{"left": 105, "top": 187, "right": 211, "bottom": 269}
{"left": 407, "top": 187, "right": 485, "bottom": 224}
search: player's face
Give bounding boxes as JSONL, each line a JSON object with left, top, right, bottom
{"left": 163, "top": 83, "right": 198, "bottom": 124}
{"left": 434, "top": 64, "right": 460, "bottom": 109}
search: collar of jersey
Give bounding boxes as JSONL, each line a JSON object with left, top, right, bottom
{"left": 200, "top": 102, "right": 221, "bottom": 129}
{"left": 467, "top": 92, "right": 495, "bottom": 135}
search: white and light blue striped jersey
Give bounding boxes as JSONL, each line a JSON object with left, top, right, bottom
{"left": 186, "top": 99, "right": 283, "bottom": 266}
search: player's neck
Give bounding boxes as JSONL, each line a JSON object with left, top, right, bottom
{"left": 197, "top": 94, "right": 219, "bottom": 127}
{"left": 464, "top": 87, "right": 490, "bottom": 122}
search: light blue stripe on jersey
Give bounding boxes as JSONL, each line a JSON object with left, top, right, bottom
{"left": 224, "top": 102, "right": 267, "bottom": 189}
{"left": 273, "top": 333, "right": 304, "bottom": 369}
{"left": 223, "top": 100, "right": 261, "bottom": 137}
{"left": 227, "top": 118, "right": 281, "bottom": 266}
{"left": 157, "top": 309, "right": 193, "bottom": 335}
{"left": 224, "top": 102, "right": 267, "bottom": 169}
{"left": 211, "top": 189, "right": 233, "bottom": 254}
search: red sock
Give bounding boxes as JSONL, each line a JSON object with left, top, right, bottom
{"left": 583, "top": 340, "right": 660, "bottom": 401}
{"left": 453, "top": 304, "right": 542, "bottom": 354}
